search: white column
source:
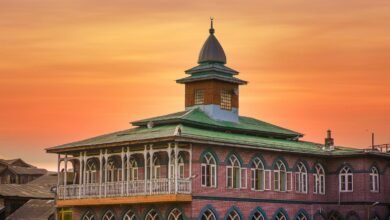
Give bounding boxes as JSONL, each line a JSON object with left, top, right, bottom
{"left": 99, "top": 150, "right": 103, "bottom": 197}
{"left": 149, "top": 145, "right": 154, "bottom": 194}
{"left": 174, "top": 143, "right": 178, "bottom": 193}
{"left": 83, "top": 152, "right": 86, "bottom": 196}
{"left": 104, "top": 149, "right": 108, "bottom": 197}
{"left": 64, "top": 154, "right": 68, "bottom": 198}
{"left": 143, "top": 145, "right": 147, "bottom": 194}
{"left": 126, "top": 147, "right": 130, "bottom": 196}
{"left": 57, "top": 154, "right": 61, "bottom": 187}
{"left": 121, "top": 147, "right": 125, "bottom": 195}
{"left": 79, "top": 152, "right": 83, "bottom": 198}
{"left": 168, "top": 143, "right": 172, "bottom": 194}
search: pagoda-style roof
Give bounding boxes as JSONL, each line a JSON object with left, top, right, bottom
{"left": 132, "top": 108, "right": 301, "bottom": 139}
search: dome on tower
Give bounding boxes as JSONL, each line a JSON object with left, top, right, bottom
{"left": 198, "top": 19, "right": 227, "bottom": 64}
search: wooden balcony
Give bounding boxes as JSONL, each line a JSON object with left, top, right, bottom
{"left": 56, "top": 178, "right": 192, "bottom": 207}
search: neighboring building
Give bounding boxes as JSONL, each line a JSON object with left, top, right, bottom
{"left": 46, "top": 20, "right": 390, "bottom": 220}
{"left": 0, "top": 173, "right": 56, "bottom": 219}
{"left": 5, "top": 199, "right": 54, "bottom": 220}
{"left": 0, "top": 159, "right": 47, "bottom": 184}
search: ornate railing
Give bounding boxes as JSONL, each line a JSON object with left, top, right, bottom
{"left": 57, "top": 178, "right": 191, "bottom": 200}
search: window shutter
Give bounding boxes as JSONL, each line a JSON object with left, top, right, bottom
{"left": 241, "top": 168, "right": 247, "bottom": 189}
{"left": 264, "top": 170, "right": 271, "bottom": 190}
{"left": 251, "top": 169, "right": 255, "bottom": 190}
{"left": 274, "top": 171, "right": 279, "bottom": 191}
{"left": 211, "top": 164, "right": 216, "bottom": 187}
{"left": 295, "top": 172, "right": 300, "bottom": 192}
{"left": 201, "top": 164, "right": 206, "bottom": 186}
{"left": 134, "top": 168, "right": 138, "bottom": 180}
{"left": 287, "top": 172, "right": 293, "bottom": 191}
{"left": 226, "top": 167, "right": 232, "bottom": 188}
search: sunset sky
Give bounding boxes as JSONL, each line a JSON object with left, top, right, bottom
{"left": 1, "top": 0, "right": 389, "bottom": 170}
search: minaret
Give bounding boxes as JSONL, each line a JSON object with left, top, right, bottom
{"left": 176, "top": 18, "right": 247, "bottom": 122}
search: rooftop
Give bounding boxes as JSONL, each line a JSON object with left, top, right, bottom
{"left": 5, "top": 199, "right": 54, "bottom": 220}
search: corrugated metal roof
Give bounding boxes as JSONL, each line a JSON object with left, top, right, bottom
{"left": 0, "top": 184, "right": 53, "bottom": 199}
{"left": 6, "top": 199, "right": 54, "bottom": 220}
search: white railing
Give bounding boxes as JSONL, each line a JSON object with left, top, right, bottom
{"left": 57, "top": 178, "right": 191, "bottom": 200}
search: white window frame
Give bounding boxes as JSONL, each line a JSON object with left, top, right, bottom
{"left": 295, "top": 162, "right": 308, "bottom": 193}
{"left": 168, "top": 208, "right": 183, "bottom": 220}
{"left": 339, "top": 166, "right": 353, "bottom": 192}
{"left": 274, "top": 160, "right": 287, "bottom": 192}
{"left": 227, "top": 210, "right": 241, "bottom": 220}
{"left": 314, "top": 163, "right": 325, "bottom": 194}
{"left": 226, "top": 155, "right": 241, "bottom": 189}
{"left": 201, "top": 152, "right": 217, "bottom": 188}
{"left": 127, "top": 158, "right": 138, "bottom": 181}
{"left": 202, "top": 209, "right": 216, "bottom": 220}
{"left": 264, "top": 170, "right": 271, "bottom": 190}
{"left": 251, "top": 158, "right": 265, "bottom": 191}
{"left": 370, "top": 166, "right": 379, "bottom": 192}
{"left": 86, "top": 160, "right": 97, "bottom": 184}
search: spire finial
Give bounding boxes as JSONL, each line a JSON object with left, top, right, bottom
{"left": 209, "top": 17, "right": 215, "bottom": 34}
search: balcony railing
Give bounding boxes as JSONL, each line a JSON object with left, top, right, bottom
{"left": 57, "top": 178, "right": 191, "bottom": 200}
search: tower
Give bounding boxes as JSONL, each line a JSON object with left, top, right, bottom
{"left": 176, "top": 19, "right": 247, "bottom": 122}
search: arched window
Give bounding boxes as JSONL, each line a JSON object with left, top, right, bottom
{"left": 106, "top": 159, "right": 119, "bottom": 182}
{"left": 274, "top": 160, "right": 287, "bottom": 192}
{"left": 226, "top": 155, "right": 241, "bottom": 189}
{"left": 295, "top": 162, "right": 307, "bottom": 193}
{"left": 82, "top": 211, "right": 95, "bottom": 220}
{"left": 127, "top": 157, "right": 138, "bottom": 181}
{"left": 296, "top": 212, "right": 308, "bottom": 220}
{"left": 251, "top": 158, "right": 265, "bottom": 191}
{"left": 226, "top": 210, "right": 241, "bottom": 220}
{"left": 275, "top": 211, "right": 287, "bottom": 220}
{"left": 201, "top": 153, "right": 217, "bottom": 187}
{"left": 339, "top": 166, "right": 353, "bottom": 192}
{"left": 251, "top": 210, "right": 265, "bottom": 220}
{"left": 146, "top": 154, "right": 160, "bottom": 180}
{"left": 201, "top": 209, "right": 216, "bottom": 220}
{"left": 167, "top": 208, "right": 183, "bottom": 220}
{"left": 369, "top": 166, "right": 379, "bottom": 192}
{"left": 145, "top": 209, "right": 159, "bottom": 220}
{"left": 314, "top": 164, "right": 325, "bottom": 194}
{"left": 123, "top": 210, "right": 136, "bottom": 220}
{"left": 86, "top": 160, "right": 97, "bottom": 184}
{"left": 102, "top": 210, "right": 116, "bottom": 220}
{"left": 328, "top": 211, "right": 342, "bottom": 220}
{"left": 170, "top": 154, "right": 185, "bottom": 179}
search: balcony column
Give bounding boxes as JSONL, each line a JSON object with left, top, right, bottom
{"left": 174, "top": 143, "right": 178, "bottom": 193}
{"left": 168, "top": 143, "right": 172, "bottom": 194}
{"left": 83, "top": 152, "right": 86, "bottom": 196}
{"left": 57, "top": 154, "right": 61, "bottom": 187}
{"left": 63, "top": 154, "right": 68, "bottom": 198}
{"left": 121, "top": 147, "right": 125, "bottom": 195}
{"left": 79, "top": 152, "right": 83, "bottom": 198}
{"left": 104, "top": 149, "right": 108, "bottom": 197}
{"left": 189, "top": 144, "right": 192, "bottom": 179}
{"left": 143, "top": 145, "right": 147, "bottom": 194}
{"left": 149, "top": 145, "right": 154, "bottom": 194}
{"left": 126, "top": 147, "right": 130, "bottom": 196}
{"left": 99, "top": 149, "right": 103, "bottom": 197}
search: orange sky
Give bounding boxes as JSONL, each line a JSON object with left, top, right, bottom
{"left": 1, "top": 0, "right": 390, "bottom": 170}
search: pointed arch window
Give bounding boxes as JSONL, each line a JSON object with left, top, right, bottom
{"left": 275, "top": 211, "right": 287, "bottom": 220}
{"left": 167, "top": 208, "right": 183, "bottom": 220}
{"left": 86, "top": 160, "right": 97, "bottom": 184}
{"left": 123, "top": 210, "right": 136, "bottom": 220}
{"left": 201, "top": 152, "right": 217, "bottom": 187}
{"left": 170, "top": 154, "right": 185, "bottom": 179}
{"left": 274, "top": 160, "right": 287, "bottom": 192}
{"left": 314, "top": 164, "right": 325, "bottom": 194}
{"left": 227, "top": 155, "right": 244, "bottom": 189}
{"left": 102, "top": 210, "right": 116, "bottom": 220}
{"left": 145, "top": 209, "right": 159, "bottom": 220}
{"left": 106, "top": 159, "right": 120, "bottom": 182}
{"left": 201, "top": 209, "right": 216, "bottom": 220}
{"left": 127, "top": 157, "right": 138, "bottom": 181}
{"left": 251, "top": 157, "right": 264, "bottom": 191}
{"left": 339, "top": 166, "right": 353, "bottom": 192}
{"left": 295, "top": 162, "right": 307, "bottom": 193}
{"left": 226, "top": 210, "right": 241, "bottom": 220}
{"left": 369, "top": 166, "right": 379, "bottom": 192}
{"left": 296, "top": 212, "right": 308, "bottom": 220}
{"left": 146, "top": 155, "right": 160, "bottom": 180}
{"left": 251, "top": 210, "right": 265, "bottom": 220}
{"left": 82, "top": 211, "right": 95, "bottom": 220}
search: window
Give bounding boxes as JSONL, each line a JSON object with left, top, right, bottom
{"left": 295, "top": 162, "right": 307, "bottom": 193}
{"left": 201, "top": 209, "right": 216, "bottom": 220}
{"left": 251, "top": 158, "right": 265, "bottom": 191}
{"left": 226, "top": 155, "right": 244, "bottom": 189}
{"left": 226, "top": 210, "right": 241, "bottom": 220}
{"left": 106, "top": 159, "right": 120, "bottom": 182}
{"left": 339, "top": 166, "right": 353, "bottom": 192}
{"left": 123, "top": 210, "right": 136, "bottom": 220}
{"left": 220, "top": 90, "right": 232, "bottom": 110}
{"left": 370, "top": 166, "right": 379, "bottom": 192}
{"left": 81, "top": 211, "right": 94, "bottom": 220}
{"left": 146, "top": 155, "right": 160, "bottom": 180}
{"left": 314, "top": 164, "right": 325, "bottom": 194}
{"left": 275, "top": 211, "right": 287, "bottom": 220}
{"left": 145, "top": 209, "right": 159, "bottom": 220}
{"left": 168, "top": 208, "right": 183, "bottom": 220}
{"left": 59, "top": 208, "right": 73, "bottom": 220}
{"left": 201, "top": 153, "right": 217, "bottom": 187}
{"left": 86, "top": 160, "right": 97, "bottom": 184}
{"left": 274, "top": 160, "right": 287, "bottom": 192}
{"left": 296, "top": 212, "right": 308, "bottom": 220}
{"left": 102, "top": 211, "right": 116, "bottom": 220}
{"left": 127, "top": 157, "right": 138, "bottom": 181}
{"left": 170, "top": 154, "right": 185, "bottom": 179}
{"left": 251, "top": 210, "right": 265, "bottom": 220}
{"left": 195, "top": 89, "right": 205, "bottom": 105}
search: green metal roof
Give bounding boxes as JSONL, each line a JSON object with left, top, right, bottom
{"left": 132, "top": 108, "right": 302, "bottom": 139}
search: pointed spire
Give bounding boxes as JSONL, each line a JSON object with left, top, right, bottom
{"left": 209, "top": 17, "right": 215, "bottom": 34}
